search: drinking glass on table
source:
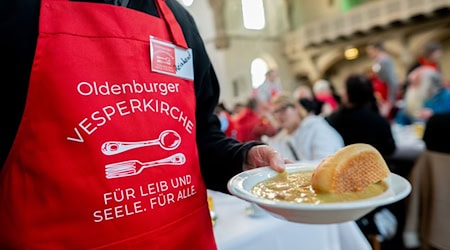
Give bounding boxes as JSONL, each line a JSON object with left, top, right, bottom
{"left": 412, "top": 121, "right": 425, "bottom": 139}
{"left": 207, "top": 195, "right": 218, "bottom": 225}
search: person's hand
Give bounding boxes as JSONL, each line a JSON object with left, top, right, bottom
{"left": 416, "top": 108, "right": 433, "bottom": 120}
{"left": 244, "top": 145, "right": 290, "bottom": 172}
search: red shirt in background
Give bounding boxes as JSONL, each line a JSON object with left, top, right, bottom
{"left": 369, "top": 73, "right": 388, "bottom": 102}
{"left": 232, "top": 108, "right": 277, "bottom": 142}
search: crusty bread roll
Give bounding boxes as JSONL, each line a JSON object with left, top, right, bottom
{"left": 311, "top": 143, "right": 390, "bottom": 194}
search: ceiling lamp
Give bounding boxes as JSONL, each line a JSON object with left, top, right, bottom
{"left": 344, "top": 47, "right": 359, "bottom": 60}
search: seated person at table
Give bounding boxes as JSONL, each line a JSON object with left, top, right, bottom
{"left": 233, "top": 97, "right": 278, "bottom": 142}
{"left": 215, "top": 102, "right": 237, "bottom": 139}
{"left": 326, "top": 74, "right": 396, "bottom": 157}
{"left": 423, "top": 112, "right": 450, "bottom": 154}
{"left": 293, "top": 84, "right": 328, "bottom": 116}
{"left": 313, "top": 79, "right": 340, "bottom": 115}
{"left": 264, "top": 93, "right": 344, "bottom": 162}
{"left": 395, "top": 66, "right": 450, "bottom": 125}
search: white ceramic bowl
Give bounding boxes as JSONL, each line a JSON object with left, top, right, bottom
{"left": 227, "top": 163, "right": 411, "bottom": 224}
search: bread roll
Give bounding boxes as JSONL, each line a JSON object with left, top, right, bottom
{"left": 311, "top": 143, "right": 390, "bottom": 194}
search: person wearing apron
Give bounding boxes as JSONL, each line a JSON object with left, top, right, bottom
{"left": 0, "top": 0, "right": 285, "bottom": 248}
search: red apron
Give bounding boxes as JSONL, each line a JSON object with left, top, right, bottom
{"left": 0, "top": 0, "right": 216, "bottom": 249}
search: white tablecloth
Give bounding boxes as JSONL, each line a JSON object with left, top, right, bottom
{"left": 391, "top": 123, "right": 426, "bottom": 161}
{"left": 209, "top": 190, "right": 372, "bottom": 250}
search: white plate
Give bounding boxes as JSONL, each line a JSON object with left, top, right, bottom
{"left": 227, "top": 163, "right": 411, "bottom": 224}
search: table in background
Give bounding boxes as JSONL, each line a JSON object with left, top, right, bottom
{"left": 390, "top": 123, "right": 426, "bottom": 162}
{"left": 372, "top": 123, "right": 427, "bottom": 249}
{"left": 388, "top": 123, "right": 426, "bottom": 178}
{"left": 209, "top": 190, "right": 372, "bottom": 250}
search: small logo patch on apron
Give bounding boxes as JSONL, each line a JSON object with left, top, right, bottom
{"left": 150, "top": 36, "right": 194, "bottom": 81}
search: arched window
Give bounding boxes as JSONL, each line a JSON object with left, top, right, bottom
{"left": 251, "top": 58, "right": 268, "bottom": 89}
{"left": 241, "top": 0, "right": 265, "bottom": 30}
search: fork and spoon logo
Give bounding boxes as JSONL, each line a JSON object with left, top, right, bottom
{"left": 101, "top": 130, "right": 185, "bottom": 179}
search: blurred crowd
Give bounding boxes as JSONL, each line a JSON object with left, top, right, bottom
{"left": 216, "top": 41, "right": 449, "bottom": 158}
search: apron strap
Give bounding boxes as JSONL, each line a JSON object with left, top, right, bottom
{"left": 155, "top": 0, "right": 188, "bottom": 49}
{"left": 45, "top": 0, "right": 189, "bottom": 49}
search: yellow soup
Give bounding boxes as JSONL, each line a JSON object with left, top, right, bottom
{"left": 251, "top": 171, "right": 387, "bottom": 204}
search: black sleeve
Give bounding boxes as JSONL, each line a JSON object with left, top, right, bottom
{"left": 377, "top": 119, "right": 397, "bottom": 156}
{"left": 165, "top": 0, "right": 262, "bottom": 193}
{"left": 0, "top": 0, "right": 40, "bottom": 167}
{"left": 423, "top": 112, "right": 450, "bottom": 154}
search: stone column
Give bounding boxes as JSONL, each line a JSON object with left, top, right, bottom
{"left": 208, "top": 0, "right": 229, "bottom": 49}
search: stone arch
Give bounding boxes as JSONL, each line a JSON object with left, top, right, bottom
{"left": 315, "top": 49, "right": 346, "bottom": 79}
{"left": 257, "top": 53, "right": 279, "bottom": 71}
{"left": 408, "top": 28, "right": 450, "bottom": 58}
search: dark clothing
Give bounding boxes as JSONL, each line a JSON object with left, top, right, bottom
{"left": 326, "top": 106, "right": 396, "bottom": 157}
{"left": 0, "top": 0, "right": 259, "bottom": 193}
{"left": 423, "top": 112, "right": 450, "bottom": 154}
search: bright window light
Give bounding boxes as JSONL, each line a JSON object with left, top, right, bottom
{"left": 344, "top": 47, "right": 359, "bottom": 60}
{"left": 251, "top": 58, "right": 268, "bottom": 88}
{"left": 180, "top": 0, "right": 193, "bottom": 7}
{"left": 242, "top": 0, "right": 265, "bottom": 30}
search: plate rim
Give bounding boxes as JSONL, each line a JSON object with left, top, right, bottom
{"left": 227, "top": 163, "right": 412, "bottom": 211}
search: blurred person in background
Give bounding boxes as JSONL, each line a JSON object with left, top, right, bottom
{"left": 313, "top": 79, "right": 339, "bottom": 115}
{"left": 233, "top": 97, "right": 278, "bottom": 142}
{"left": 231, "top": 102, "right": 245, "bottom": 117}
{"left": 366, "top": 42, "right": 400, "bottom": 117}
{"left": 395, "top": 66, "right": 450, "bottom": 125}
{"left": 215, "top": 102, "right": 236, "bottom": 139}
{"left": 422, "top": 112, "right": 450, "bottom": 154}
{"left": 253, "top": 69, "right": 283, "bottom": 111}
{"left": 408, "top": 41, "right": 442, "bottom": 74}
{"left": 264, "top": 92, "right": 344, "bottom": 162}
{"left": 399, "top": 41, "right": 445, "bottom": 101}
{"left": 365, "top": 66, "right": 391, "bottom": 118}
{"left": 326, "top": 74, "right": 396, "bottom": 157}
{"left": 293, "top": 83, "right": 327, "bottom": 116}
{"left": 0, "top": 0, "right": 286, "bottom": 248}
